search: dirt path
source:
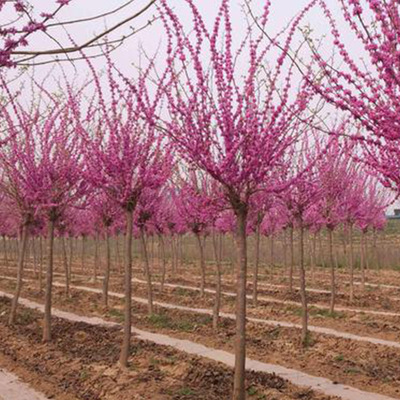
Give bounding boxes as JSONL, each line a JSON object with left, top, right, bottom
{"left": 0, "top": 369, "right": 49, "bottom": 400}
{"left": 0, "top": 289, "right": 398, "bottom": 400}
{"left": 2, "top": 275, "right": 400, "bottom": 349}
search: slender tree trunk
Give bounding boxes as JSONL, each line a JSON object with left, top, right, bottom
{"left": 252, "top": 222, "right": 261, "bottom": 307}
{"left": 349, "top": 224, "right": 354, "bottom": 302}
{"left": 311, "top": 232, "right": 317, "bottom": 282}
{"left": 43, "top": 218, "right": 55, "bottom": 342}
{"left": 283, "top": 229, "right": 288, "bottom": 280}
{"left": 232, "top": 207, "right": 248, "bottom": 400}
{"left": 31, "top": 238, "right": 37, "bottom": 277}
{"left": 39, "top": 236, "right": 43, "bottom": 292}
{"left": 212, "top": 233, "right": 222, "bottom": 330}
{"left": 270, "top": 234, "right": 274, "bottom": 267}
{"left": 119, "top": 209, "right": 134, "bottom": 368}
{"left": 372, "top": 228, "right": 379, "bottom": 270}
{"left": 68, "top": 236, "right": 73, "bottom": 281}
{"left": 159, "top": 234, "right": 166, "bottom": 293}
{"left": 32, "top": 237, "right": 38, "bottom": 279}
{"left": 298, "top": 223, "right": 308, "bottom": 345}
{"left": 140, "top": 228, "right": 154, "bottom": 315}
{"left": 62, "top": 236, "right": 70, "bottom": 298}
{"left": 81, "top": 236, "right": 86, "bottom": 274}
{"left": 289, "top": 226, "right": 294, "bottom": 293}
{"left": 102, "top": 229, "right": 111, "bottom": 307}
{"left": 3, "top": 236, "right": 8, "bottom": 273}
{"left": 8, "top": 224, "right": 29, "bottom": 325}
{"left": 360, "top": 230, "right": 366, "bottom": 290}
{"left": 195, "top": 232, "right": 206, "bottom": 297}
{"left": 328, "top": 228, "right": 336, "bottom": 314}
{"left": 93, "top": 234, "right": 99, "bottom": 282}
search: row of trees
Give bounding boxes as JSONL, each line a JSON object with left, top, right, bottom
{"left": 2, "top": 1, "right": 400, "bottom": 399}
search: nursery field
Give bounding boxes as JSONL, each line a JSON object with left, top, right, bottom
{"left": 1, "top": 231, "right": 400, "bottom": 400}
{"left": 3, "top": 0, "right": 400, "bottom": 399}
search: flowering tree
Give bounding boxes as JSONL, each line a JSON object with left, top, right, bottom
{"left": 157, "top": 1, "right": 316, "bottom": 397}
{"left": 173, "top": 172, "right": 222, "bottom": 297}
{"left": 304, "top": 1, "right": 400, "bottom": 222}
{"left": 0, "top": 80, "right": 84, "bottom": 341}
{"left": 80, "top": 59, "right": 172, "bottom": 367}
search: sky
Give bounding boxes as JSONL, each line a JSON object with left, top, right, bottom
{"left": 3, "top": 0, "right": 397, "bottom": 213}
{"left": 4, "top": 0, "right": 355, "bottom": 79}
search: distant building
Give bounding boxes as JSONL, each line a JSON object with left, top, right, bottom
{"left": 386, "top": 209, "right": 400, "bottom": 220}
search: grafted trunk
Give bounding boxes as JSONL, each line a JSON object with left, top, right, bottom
{"left": 119, "top": 209, "right": 134, "bottom": 368}
{"left": 43, "top": 218, "right": 55, "bottom": 342}
{"left": 328, "top": 228, "right": 336, "bottom": 314}
{"left": 252, "top": 222, "right": 261, "bottom": 307}
{"left": 348, "top": 224, "right": 354, "bottom": 302}
{"left": 102, "top": 229, "right": 111, "bottom": 307}
{"left": 159, "top": 234, "right": 167, "bottom": 293}
{"left": 289, "top": 226, "right": 294, "bottom": 293}
{"left": 298, "top": 224, "right": 308, "bottom": 345}
{"left": 232, "top": 206, "right": 248, "bottom": 400}
{"left": 195, "top": 232, "right": 206, "bottom": 297}
{"left": 8, "top": 224, "right": 29, "bottom": 325}
{"left": 62, "top": 236, "right": 70, "bottom": 298}
{"left": 140, "top": 228, "right": 154, "bottom": 315}
{"left": 212, "top": 233, "right": 222, "bottom": 330}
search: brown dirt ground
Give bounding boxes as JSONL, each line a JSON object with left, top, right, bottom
{"left": 0, "top": 296, "right": 337, "bottom": 400}
{"left": 1, "top": 280, "right": 400, "bottom": 399}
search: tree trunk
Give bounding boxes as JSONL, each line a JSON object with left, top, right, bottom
{"left": 311, "top": 232, "right": 317, "bottom": 282}
{"left": 372, "top": 228, "right": 379, "bottom": 270}
{"left": 119, "top": 209, "right": 134, "bottom": 367}
{"left": 298, "top": 224, "right": 308, "bottom": 345}
{"left": 8, "top": 224, "right": 29, "bottom": 325}
{"left": 140, "top": 228, "right": 154, "bottom": 315}
{"left": 195, "top": 232, "right": 206, "bottom": 297}
{"left": 349, "top": 224, "right": 354, "bottom": 302}
{"left": 289, "top": 226, "right": 294, "bottom": 293}
{"left": 39, "top": 236, "right": 43, "bottom": 292}
{"left": 270, "top": 234, "right": 274, "bottom": 267}
{"left": 232, "top": 207, "right": 248, "bottom": 400}
{"left": 102, "top": 229, "right": 111, "bottom": 307}
{"left": 3, "top": 236, "right": 8, "bottom": 273}
{"left": 93, "top": 234, "right": 99, "bottom": 282}
{"left": 328, "top": 228, "right": 336, "bottom": 314}
{"left": 252, "top": 222, "right": 261, "bottom": 307}
{"left": 360, "top": 230, "right": 366, "bottom": 290}
{"left": 212, "top": 233, "right": 222, "bottom": 330}
{"left": 68, "top": 236, "right": 73, "bottom": 281}
{"left": 159, "top": 234, "right": 166, "bottom": 293}
{"left": 32, "top": 238, "right": 37, "bottom": 277}
{"left": 43, "top": 219, "right": 55, "bottom": 342}
{"left": 81, "top": 236, "right": 86, "bottom": 274}
{"left": 62, "top": 236, "right": 70, "bottom": 298}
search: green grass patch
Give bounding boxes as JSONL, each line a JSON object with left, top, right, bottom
{"left": 107, "top": 308, "right": 124, "bottom": 322}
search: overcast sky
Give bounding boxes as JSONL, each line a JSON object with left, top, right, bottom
{"left": 3, "top": 1, "right": 396, "bottom": 212}
{"left": 5, "top": 0, "right": 356, "bottom": 79}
